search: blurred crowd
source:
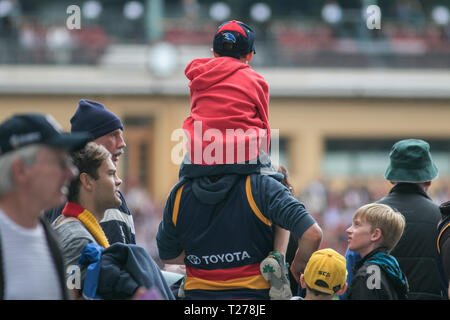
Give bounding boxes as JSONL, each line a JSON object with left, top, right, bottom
{"left": 122, "top": 176, "right": 164, "bottom": 266}
{"left": 125, "top": 176, "right": 450, "bottom": 265}
{"left": 2, "top": 22, "right": 109, "bottom": 65}
{"left": 298, "top": 178, "right": 450, "bottom": 255}
{"left": 0, "top": 0, "right": 449, "bottom": 67}
{"left": 0, "top": 9, "right": 109, "bottom": 64}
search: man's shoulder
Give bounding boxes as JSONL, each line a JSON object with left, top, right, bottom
{"left": 377, "top": 188, "right": 440, "bottom": 212}
{"left": 102, "top": 208, "right": 133, "bottom": 224}
{"left": 353, "top": 262, "right": 371, "bottom": 278}
{"left": 117, "top": 190, "right": 132, "bottom": 215}
{"left": 53, "top": 219, "right": 94, "bottom": 243}
{"left": 249, "top": 173, "right": 284, "bottom": 189}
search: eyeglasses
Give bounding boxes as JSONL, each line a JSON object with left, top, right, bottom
{"left": 36, "top": 151, "right": 79, "bottom": 177}
{"left": 58, "top": 155, "right": 79, "bottom": 177}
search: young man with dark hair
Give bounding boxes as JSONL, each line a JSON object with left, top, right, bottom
{"left": 54, "top": 142, "right": 174, "bottom": 300}
{"left": 45, "top": 99, "right": 136, "bottom": 245}
{"left": 53, "top": 142, "right": 122, "bottom": 293}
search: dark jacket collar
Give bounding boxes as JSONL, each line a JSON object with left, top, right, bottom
{"left": 389, "top": 183, "right": 431, "bottom": 200}
{"left": 353, "top": 247, "right": 388, "bottom": 273}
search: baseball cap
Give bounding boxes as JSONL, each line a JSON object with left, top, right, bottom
{"left": 71, "top": 99, "right": 123, "bottom": 140}
{"left": 304, "top": 248, "right": 347, "bottom": 295}
{"left": 0, "top": 113, "right": 92, "bottom": 156}
{"left": 384, "top": 139, "right": 438, "bottom": 183}
{"left": 213, "top": 20, "right": 256, "bottom": 59}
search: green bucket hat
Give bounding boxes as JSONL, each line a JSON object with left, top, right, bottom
{"left": 384, "top": 139, "right": 438, "bottom": 183}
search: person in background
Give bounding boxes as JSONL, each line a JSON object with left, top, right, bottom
{"left": 45, "top": 99, "right": 136, "bottom": 245}
{"left": 344, "top": 139, "right": 444, "bottom": 299}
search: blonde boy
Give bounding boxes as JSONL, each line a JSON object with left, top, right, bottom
{"left": 345, "top": 203, "right": 408, "bottom": 299}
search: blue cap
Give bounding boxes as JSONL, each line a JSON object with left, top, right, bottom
{"left": 0, "top": 113, "right": 91, "bottom": 156}
{"left": 70, "top": 99, "right": 123, "bottom": 140}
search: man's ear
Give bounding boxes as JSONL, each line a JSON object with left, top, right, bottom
{"left": 244, "top": 52, "right": 254, "bottom": 62}
{"left": 336, "top": 282, "right": 347, "bottom": 296}
{"left": 79, "top": 172, "right": 94, "bottom": 192}
{"left": 299, "top": 274, "right": 307, "bottom": 289}
{"left": 10, "top": 158, "right": 28, "bottom": 186}
{"left": 422, "top": 181, "right": 431, "bottom": 191}
{"left": 212, "top": 49, "right": 220, "bottom": 58}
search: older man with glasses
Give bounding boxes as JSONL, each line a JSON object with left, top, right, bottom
{"left": 0, "top": 113, "right": 90, "bottom": 299}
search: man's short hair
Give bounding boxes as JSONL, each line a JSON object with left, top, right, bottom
{"left": 68, "top": 142, "right": 111, "bottom": 203}
{"left": 0, "top": 144, "right": 41, "bottom": 195}
{"left": 353, "top": 203, "right": 406, "bottom": 252}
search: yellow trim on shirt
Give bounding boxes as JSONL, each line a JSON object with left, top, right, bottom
{"left": 437, "top": 222, "right": 450, "bottom": 254}
{"left": 245, "top": 175, "right": 272, "bottom": 226}
{"left": 172, "top": 185, "right": 184, "bottom": 227}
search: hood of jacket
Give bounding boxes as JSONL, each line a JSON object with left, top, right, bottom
{"left": 190, "top": 174, "right": 241, "bottom": 205}
{"left": 364, "top": 248, "right": 409, "bottom": 298}
{"left": 185, "top": 57, "right": 250, "bottom": 91}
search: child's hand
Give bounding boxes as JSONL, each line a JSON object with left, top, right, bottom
{"left": 290, "top": 260, "right": 306, "bottom": 284}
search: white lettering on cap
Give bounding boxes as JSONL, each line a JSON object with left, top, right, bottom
{"left": 9, "top": 132, "right": 42, "bottom": 149}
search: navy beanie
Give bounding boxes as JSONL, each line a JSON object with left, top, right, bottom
{"left": 70, "top": 99, "right": 123, "bottom": 139}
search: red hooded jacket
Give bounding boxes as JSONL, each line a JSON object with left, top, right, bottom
{"left": 183, "top": 57, "right": 270, "bottom": 165}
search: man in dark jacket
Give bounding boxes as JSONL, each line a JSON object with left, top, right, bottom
{"left": 345, "top": 139, "right": 444, "bottom": 299}
{"left": 157, "top": 173, "right": 322, "bottom": 300}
